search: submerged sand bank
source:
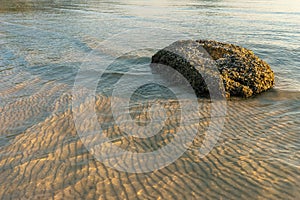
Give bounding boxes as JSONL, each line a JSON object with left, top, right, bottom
{"left": 0, "top": 88, "right": 299, "bottom": 199}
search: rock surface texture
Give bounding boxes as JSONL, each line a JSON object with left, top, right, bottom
{"left": 151, "top": 40, "right": 275, "bottom": 98}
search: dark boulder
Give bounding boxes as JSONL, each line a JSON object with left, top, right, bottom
{"left": 151, "top": 40, "right": 275, "bottom": 98}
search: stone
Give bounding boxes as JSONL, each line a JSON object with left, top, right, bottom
{"left": 151, "top": 40, "right": 275, "bottom": 98}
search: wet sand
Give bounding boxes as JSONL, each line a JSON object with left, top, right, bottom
{"left": 0, "top": 1, "right": 299, "bottom": 198}
{"left": 0, "top": 87, "right": 299, "bottom": 199}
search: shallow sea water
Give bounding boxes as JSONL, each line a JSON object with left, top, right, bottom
{"left": 0, "top": 0, "right": 299, "bottom": 199}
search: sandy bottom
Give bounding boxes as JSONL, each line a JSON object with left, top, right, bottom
{"left": 0, "top": 86, "right": 299, "bottom": 199}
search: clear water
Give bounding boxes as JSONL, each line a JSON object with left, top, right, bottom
{"left": 0, "top": 0, "right": 299, "bottom": 199}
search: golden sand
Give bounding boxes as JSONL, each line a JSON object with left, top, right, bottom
{"left": 0, "top": 88, "right": 299, "bottom": 199}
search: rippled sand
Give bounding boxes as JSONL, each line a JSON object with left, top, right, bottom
{"left": 1, "top": 0, "right": 299, "bottom": 198}
{"left": 0, "top": 86, "right": 299, "bottom": 199}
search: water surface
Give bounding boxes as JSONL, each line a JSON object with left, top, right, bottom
{"left": 0, "top": 0, "right": 299, "bottom": 199}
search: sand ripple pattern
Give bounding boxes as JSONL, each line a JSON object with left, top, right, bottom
{"left": 0, "top": 89, "right": 299, "bottom": 199}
